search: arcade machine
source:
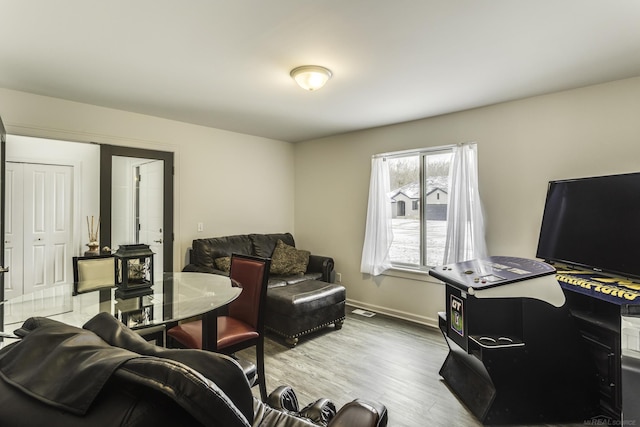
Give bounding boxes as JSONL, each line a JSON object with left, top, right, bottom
{"left": 429, "top": 256, "right": 598, "bottom": 425}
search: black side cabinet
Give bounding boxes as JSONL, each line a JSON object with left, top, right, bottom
{"left": 563, "top": 290, "right": 621, "bottom": 418}
{"left": 558, "top": 271, "right": 640, "bottom": 422}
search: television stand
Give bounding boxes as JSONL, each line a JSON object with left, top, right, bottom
{"left": 556, "top": 269, "right": 640, "bottom": 422}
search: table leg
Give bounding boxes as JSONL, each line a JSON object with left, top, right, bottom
{"left": 201, "top": 309, "right": 218, "bottom": 351}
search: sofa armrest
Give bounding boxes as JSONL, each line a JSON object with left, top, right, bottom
{"left": 182, "top": 264, "right": 228, "bottom": 276}
{"left": 307, "top": 255, "right": 335, "bottom": 283}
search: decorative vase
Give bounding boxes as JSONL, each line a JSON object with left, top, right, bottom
{"left": 85, "top": 241, "right": 100, "bottom": 256}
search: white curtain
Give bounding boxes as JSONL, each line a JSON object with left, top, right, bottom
{"left": 360, "top": 157, "right": 393, "bottom": 276}
{"left": 443, "top": 143, "right": 488, "bottom": 264}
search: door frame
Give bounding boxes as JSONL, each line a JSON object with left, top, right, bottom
{"left": 99, "top": 145, "right": 174, "bottom": 273}
{"left": 0, "top": 117, "right": 6, "bottom": 330}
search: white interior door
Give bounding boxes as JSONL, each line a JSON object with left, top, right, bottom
{"left": 137, "top": 159, "right": 164, "bottom": 280}
{"left": 22, "top": 163, "right": 73, "bottom": 294}
{"left": 3, "top": 163, "right": 24, "bottom": 300}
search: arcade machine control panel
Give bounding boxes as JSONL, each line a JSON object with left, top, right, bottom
{"left": 429, "top": 255, "right": 556, "bottom": 293}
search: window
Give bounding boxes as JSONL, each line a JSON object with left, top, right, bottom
{"left": 387, "top": 147, "right": 453, "bottom": 269}
{"left": 361, "top": 142, "right": 485, "bottom": 276}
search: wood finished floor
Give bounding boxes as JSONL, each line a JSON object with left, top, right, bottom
{"left": 238, "top": 307, "right": 588, "bottom": 427}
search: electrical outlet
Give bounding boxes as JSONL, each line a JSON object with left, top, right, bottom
{"left": 197, "top": 222, "right": 204, "bottom": 232}
{"left": 336, "top": 272, "right": 342, "bottom": 283}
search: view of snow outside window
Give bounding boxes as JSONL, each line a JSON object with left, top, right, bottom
{"left": 387, "top": 152, "right": 452, "bottom": 268}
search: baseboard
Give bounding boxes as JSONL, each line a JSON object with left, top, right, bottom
{"left": 346, "top": 299, "right": 439, "bottom": 329}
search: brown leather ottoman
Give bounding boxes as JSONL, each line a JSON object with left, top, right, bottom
{"left": 265, "top": 280, "right": 346, "bottom": 347}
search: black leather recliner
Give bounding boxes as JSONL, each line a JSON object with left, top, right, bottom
{"left": 0, "top": 313, "right": 387, "bottom": 427}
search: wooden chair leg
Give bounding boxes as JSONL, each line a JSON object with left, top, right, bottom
{"left": 257, "top": 339, "right": 267, "bottom": 401}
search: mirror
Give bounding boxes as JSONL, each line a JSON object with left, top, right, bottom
{"left": 111, "top": 156, "right": 164, "bottom": 279}
{"left": 100, "top": 145, "right": 173, "bottom": 276}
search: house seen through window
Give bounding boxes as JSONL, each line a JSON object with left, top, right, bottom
{"left": 387, "top": 147, "right": 453, "bottom": 269}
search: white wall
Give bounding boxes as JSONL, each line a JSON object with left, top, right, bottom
{"left": 294, "top": 76, "right": 640, "bottom": 327}
{"left": 0, "top": 88, "right": 295, "bottom": 270}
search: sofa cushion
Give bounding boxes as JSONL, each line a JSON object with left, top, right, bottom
{"left": 270, "top": 240, "right": 310, "bottom": 275}
{"left": 249, "top": 233, "right": 295, "bottom": 258}
{"left": 267, "top": 278, "right": 288, "bottom": 288}
{"left": 191, "top": 235, "right": 253, "bottom": 269}
{"left": 269, "top": 272, "right": 322, "bottom": 287}
{"left": 214, "top": 257, "right": 231, "bottom": 273}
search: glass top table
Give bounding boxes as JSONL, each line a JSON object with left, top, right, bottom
{"left": 1, "top": 272, "right": 240, "bottom": 351}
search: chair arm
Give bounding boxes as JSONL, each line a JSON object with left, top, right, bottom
{"left": 328, "top": 399, "right": 388, "bottom": 427}
{"left": 306, "top": 255, "right": 335, "bottom": 283}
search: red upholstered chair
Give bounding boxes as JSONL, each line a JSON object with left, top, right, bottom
{"left": 167, "top": 253, "right": 271, "bottom": 400}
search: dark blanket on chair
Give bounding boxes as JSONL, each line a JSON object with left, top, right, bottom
{"left": 0, "top": 314, "right": 253, "bottom": 427}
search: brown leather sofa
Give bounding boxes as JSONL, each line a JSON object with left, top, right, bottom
{"left": 184, "top": 233, "right": 335, "bottom": 285}
{"left": 0, "top": 313, "right": 387, "bottom": 427}
{"left": 184, "top": 233, "right": 346, "bottom": 346}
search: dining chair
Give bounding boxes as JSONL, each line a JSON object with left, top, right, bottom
{"left": 72, "top": 255, "right": 116, "bottom": 295}
{"left": 167, "top": 253, "right": 271, "bottom": 401}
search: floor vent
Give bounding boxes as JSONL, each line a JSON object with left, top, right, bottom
{"left": 352, "top": 308, "right": 376, "bottom": 318}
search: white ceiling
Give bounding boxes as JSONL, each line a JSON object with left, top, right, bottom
{"left": 1, "top": 1, "right": 640, "bottom": 143}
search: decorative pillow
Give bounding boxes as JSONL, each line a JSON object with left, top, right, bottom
{"left": 270, "top": 240, "right": 310, "bottom": 275}
{"left": 214, "top": 257, "right": 231, "bottom": 273}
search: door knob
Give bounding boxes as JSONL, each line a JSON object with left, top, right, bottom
{"left": 154, "top": 239, "right": 163, "bottom": 244}
{"left": 0, "top": 266, "right": 9, "bottom": 273}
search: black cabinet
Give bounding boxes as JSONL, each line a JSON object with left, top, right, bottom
{"left": 574, "top": 316, "right": 621, "bottom": 417}
{"left": 558, "top": 271, "right": 640, "bottom": 422}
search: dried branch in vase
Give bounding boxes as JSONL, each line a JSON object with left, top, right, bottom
{"left": 86, "top": 215, "right": 100, "bottom": 254}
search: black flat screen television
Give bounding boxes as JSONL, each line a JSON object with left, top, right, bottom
{"left": 536, "top": 172, "right": 640, "bottom": 279}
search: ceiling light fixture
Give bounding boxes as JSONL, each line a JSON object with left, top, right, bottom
{"left": 290, "top": 65, "right": 332, "bottom": 91}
